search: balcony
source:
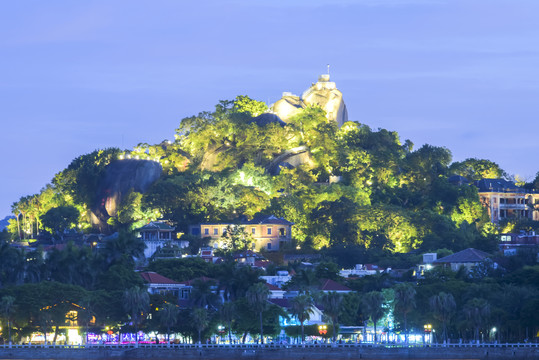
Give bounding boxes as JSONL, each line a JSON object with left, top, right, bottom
{"left": 499, "top": 203, "right": 529, "bottom": 210}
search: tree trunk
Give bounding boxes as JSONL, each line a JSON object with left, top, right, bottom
{"left": 301, "top": 321, "right": 305, "bottom": 343}
{"left": 53, "top": 325, "right": 59, "bottom": 344}
{"left": 332, "top": 318, "right": 337, "bottom": 343}
{"left": 259, "top": 311, "right": 264, "bottom": 344}
{"left": 404, "top": 314, "right": 408, "bottom": 344}
{"left": 228, "top": 320, "right": 232, "bottom": 344}
{"left": 16, "top": 215, "right": 21, "bottom": 241}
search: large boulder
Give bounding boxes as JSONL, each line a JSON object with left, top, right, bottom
{"left": 91, "top": 159, "right": 162, "bottom": 230}
{"left": 271, "top": 74, "right": 348, "bottom": 126}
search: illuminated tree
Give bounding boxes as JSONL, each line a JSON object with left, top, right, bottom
{"left": 219, "top": 301, "right": 237, "bottom": 344}
{"left": 290, "top": 293, "right": 315, "bottom": 343}
{"left": 362, "top": 291, "right": 386, "bottom": 343}
{"left": 429, "top": 292, "right": 456, "bottom": 342}
{"left": 450, "top": 158, "right": 507, "bottom": 181}
{"left": 232, "top": 95, "right": 268, "bottom": 117}
{"left": 159, "top": 303, "right": 179, "bottom": 343}
{"left": 191, "top": 307, "right": 209, "bottom": 343}
{"left": 52, "top": 148, "right": 121, "bottom": 208}
{"left": 463, "top": 298, "right": 490, "bottom": 342}
{"left": 0, "top": 295, "right": 15, "bottom": 345}
{"left": 319, "top": 291, "right": 343, "bottom": 342}
{"left": 41, "top": 206, "right": 80, "bottom": 242}
{"left": 393, "top": 283, "right": 416, "bottom": 343}
{"left": 246, "top": 283, "right": 269, "bottom": 344}
{"left": 123, "top": 286, "right": 150, "bottom": 345}
{"left": 221, "top": 225, "right": 254, "bottom": 252}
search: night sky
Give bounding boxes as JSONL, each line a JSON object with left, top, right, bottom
{"left": 2, "top": 0, "right": 539, "bottom": 217}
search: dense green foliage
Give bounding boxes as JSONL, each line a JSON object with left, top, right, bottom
{"left": 2, "top": 95, "right": 539, "bottom": 344}
{"left": 8, "top": 95, "right": 522, "bottom": 255}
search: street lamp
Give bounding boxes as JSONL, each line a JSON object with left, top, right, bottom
{"left": 424, "top": 324, "right": 432, "bottom": 344}
{"left": 318, "top": 324, "right": 327, "bottom": 336}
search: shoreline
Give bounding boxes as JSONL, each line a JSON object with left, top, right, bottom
{"left": 1, "top": 344, "right": 538, "bottom": 360}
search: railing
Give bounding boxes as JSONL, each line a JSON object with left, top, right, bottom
{"left": 499, "top": 203, "right": 529, "bottom": 209}
{"left": 1, "top": 342, "right": 538, "bottom": 350}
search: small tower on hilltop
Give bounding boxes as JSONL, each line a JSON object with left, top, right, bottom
{"left": 271, "top": 72, "right": 348, "bottom": 127}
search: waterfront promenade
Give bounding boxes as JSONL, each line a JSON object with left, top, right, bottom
{"left": 1, "top": 342, "right": 538, "bottom": 359}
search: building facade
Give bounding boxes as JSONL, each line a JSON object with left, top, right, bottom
{"left": 189, "top": 215, "right": 293, "bottom": 251}
{"left": 475, "top": 179, "right": 539, "bottom": 223}
{"left": 137, "top": 221, "right": 188, "bottom": 258}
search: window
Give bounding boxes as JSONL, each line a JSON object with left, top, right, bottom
{"left": 267, "top": 228, "right": 272, "bottom": 235}
{"left": 279, "top": 228, "right": 286, "bottom": 236}
{"left": 267, "top": 243, "right": 272, "bottom": 250}
{"left": 214, "top": 228, "right": 219, "bottom": 235}
{"left": 204, "top": 228, "right": 209, "bottom": 235}
{"left": 252, "top": 227, "right": 256, "bottom": 234}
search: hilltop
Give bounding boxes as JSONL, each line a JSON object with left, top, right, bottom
{"left": 6, "top": 75, "right": 539, "bottom": 262}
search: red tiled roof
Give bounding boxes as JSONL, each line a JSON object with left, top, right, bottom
{"left": 254, "top": 260, "right": 271, "bottom": 268}
{"left": 264, "top": 282, "right": 281, "bottom": 291}
{"left": 43, "top": 244, "right": 67, "bottom": 252}
{"left": 319, "top": 279, "right": 352, "bottom": 292}
{"left": 139, "top": 272, "right": 180, "bottom": 285}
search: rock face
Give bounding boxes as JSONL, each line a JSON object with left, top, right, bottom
{"left": 271, "top": 74, "right": 348, "bottom": 126}
{"left": 91, "top": 159, "right": 162, "bottom": 231}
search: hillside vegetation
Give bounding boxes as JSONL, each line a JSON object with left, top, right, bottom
{"left": 7, "top": 96, "right": 529, "bottom": 257}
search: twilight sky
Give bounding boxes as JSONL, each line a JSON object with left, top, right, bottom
{"left": 2, "top": 0, "right": 539, "bottom": 217}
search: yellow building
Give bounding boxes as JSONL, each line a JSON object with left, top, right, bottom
{"left": 189, "top": 215, "right": 293, "bottom": 251}
{"left": 475, "top": 179, "right": 539, "bottom": 223}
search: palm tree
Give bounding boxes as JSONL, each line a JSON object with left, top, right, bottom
{"left": 0, "top": 296, "right": 15, "bottom": 346}
{"left": 159, "top": 303, "right": 179, "bottom": 344}
{"left": 362, "top": 291, "right": 386, "bottom": 344}
{"left": 463, "top": 298, "right": 490, "bottom": 342}
{"left": 190, "top": 278, "right": 219, "bottom": 309}
{"left": 246, "top": 283, "right": 269, "bottom": 344}
{"left": 429, "top": 292, "right": 456, "bottom": 343}
{"left": 290, "top": 293, "right": 315, "bottom": 343}
{"left": 123, "top": 286, "right": 150, "bottom": 345}
{"left": 319, "top": 292, "right": 343, "bottom": 342}
{"left": 219, "top": 301, "right": 237, "bottom": 344}
{"left": 191, "top": 307, "right": 209, "bottom": 344}
{"left": 293, "top": 269, "right": 318, "bottom": 293}
{"left": 394, "top": 283, "right": 416, "bottom": 344}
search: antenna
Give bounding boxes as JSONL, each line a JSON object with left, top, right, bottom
{"left": 327, "top": 64, "right": 330, "bottom": 75}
